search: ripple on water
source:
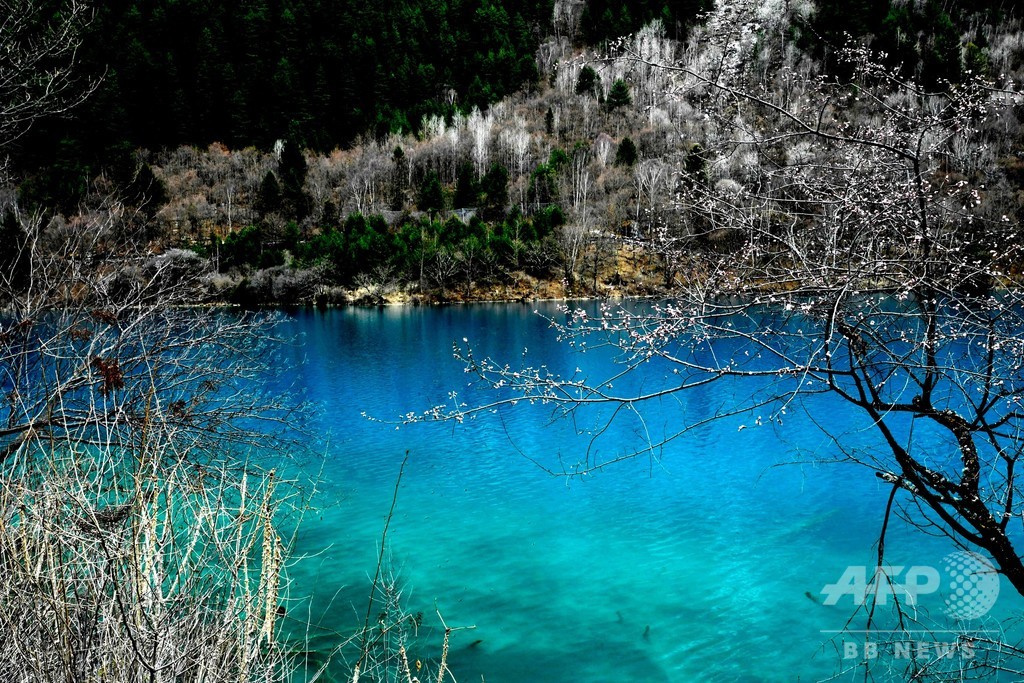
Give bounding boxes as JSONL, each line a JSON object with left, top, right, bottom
{"left": 274, "top": 305, "right": 1024, "bottom": 682}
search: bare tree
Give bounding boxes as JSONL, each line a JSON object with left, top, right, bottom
{"left": 0, "top": 196, "right": 304, "bottom": 680}
{"left": 555, "top": 221, "right": 587, "bottom": 289}
{"left": 347, "top": 145, "right": 390, "bottom": 215}
{"left": 632, "top": 157, "right": 668, "bottom": 229}
{"left": 0, "top": 0, "right": 97, "bottom": 161}
{"left": 468, "top": 107, "right": 493, "bottom": 180}
{"left": 427, "top": 245, "right": 461, "bottom": 300}
{"left": 593, "top": 133, "right": 614, "bottom": 168}
{"left": 419, "top": 35, "right": 1024, "bottom": 679}
{"left": 551, "top": 0, "right": 584, "bottom": 43}
{"left": 0, "top": 7, "right": 314, "bottom": 681}
{"left": 500, "top": 118, "right": 531, "bottom": 211}
{"left": 568, "top": 143, "right": 592, "bottom": 215}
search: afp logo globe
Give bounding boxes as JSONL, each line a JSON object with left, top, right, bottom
{"left": 942, "top": 551, "right": 1000, "bottom": 620}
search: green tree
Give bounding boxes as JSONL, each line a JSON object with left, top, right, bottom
{"left": 548, "top": 147, "right": 569, "bottom": 170}
{"left": 614, "top": 137, "right": 637, "bottom": 166}
{"left": 343, "top": 213, "right": 393, "bottom": 280}
{"left": 455, "top": 161, "right": 479, "bottom": 208}
{"left": 120, "top": 159, "right": 168, "bottom": 216}
{"left": 17, "top": 137, "right": 90, "bottom": 213}
{"left": 480, "top": 162, "right": 509, "bottom": 220}
{"left": 220, "top": 224, "right": 281, "bottom": 271}
{"left": 531, "top": 204, "right": 564, "bottom": 240}
{"left": 418, "top": 171, "right": 445, "bottom": 216}
{"left": 279, "top": 135, "right": 310, "bottom": 219}
{"left": 390, "top": 145, "right": 409, "bottom": 210}
{"left": 606, "top": 79, "right": 631, "bottom": 110}
{"left": 528, "top": 163, "right": 558, "bottom": 207}
{"left": 256, "top": 170, "right": 282, "bottom": 217}
{"left": 920, "top": 5, "right": 962, "bottom": 87}
{"left": 575, "top": 65, "right": 599, "bottom": 96}
{"left": 964, "top": 41, "right": 991, "bottom": 78}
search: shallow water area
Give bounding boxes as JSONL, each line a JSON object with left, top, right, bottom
{"left": 272, "top": 302, "right": 1024, "bottom": 682}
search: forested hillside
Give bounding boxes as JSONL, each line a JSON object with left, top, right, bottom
{"left": 18, "top": 0, "right": 1007, "bottom": 178}
{"left": 15, "top": 0, "right": 546, "bottom": 210}
{"left": 6, "top": 0, "right": 1024, "bottom": 306}
{"left": 14, "top": 0, "right": 713, "bottom": 212}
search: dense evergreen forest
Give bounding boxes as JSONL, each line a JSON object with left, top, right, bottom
{"left": 16, "top": 0, "right": 1000, "bottom": 207}
{"left": 16, "top": 0, "right": 709, "bottom": 209}
{"left": 18, "top": 0, "right": 547, "bottom": 210}
{"left": 6, "top": 0, "right": 1024, "bottom": 305}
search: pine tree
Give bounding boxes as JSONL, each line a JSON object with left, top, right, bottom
{"left": 455, "top": 161, "right": 479, "bottom": 209}
{"left": 606, "top": 79, "right": 631, "bottom": 110}
{"left": 418, "top": 171, "right": 445, "bottom": 216}
{"left": 614, "top": 137, "right": 637, "bottom": 166}
{"left": 279, "top": 134, "right": 310, "bottom": 219}
{"left": 256, "top": 171, "right": 282, "bottom": 217}
{"left": 480, "top": 162, "right": 509, "bottom": 220}
{"left": 575, "top": 65, "right": 598, "bottom": 96}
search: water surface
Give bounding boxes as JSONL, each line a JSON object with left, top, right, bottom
{"left": 274, "top": 302, "right": 1023, "bottom": 681}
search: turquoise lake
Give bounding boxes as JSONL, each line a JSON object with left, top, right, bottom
{"left": 270, "top": 302, "right": 1024, "bottom": 681}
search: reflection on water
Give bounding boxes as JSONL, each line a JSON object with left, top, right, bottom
{"left": 269, "top": 302, "right": 1023, "bottom": 682}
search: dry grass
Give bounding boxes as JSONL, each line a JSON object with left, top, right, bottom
{"left": 0, "top": 439, "right": 291, "bottom": 682}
